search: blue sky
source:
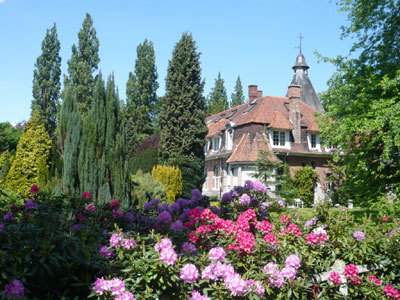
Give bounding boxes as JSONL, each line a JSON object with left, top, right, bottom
{"left": 0, "top": 0, "right": 353, "bottom": 123}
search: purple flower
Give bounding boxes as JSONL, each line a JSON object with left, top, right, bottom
{"left": 143, "top": 202, "right": 153, "bottom": 211}
{"left": 239, "top": 193, "right": 251, "bottom": 205}
{"left": 170, "top": 220, "right": 184, "bottom": 232}
{"left": 221, "top": 192, "right": 232, "bottom": 203}
{"left": 160, "top": 247, "right": 177, "bottom": 266}
{"left": 100, "top": 245, "right": 115, "bottom": 259}
{"left": 389, "top": 230, "right": 395, "bottom": 236}
{"left": 188, "top": 290, "right": 210, "bottom": 300}
{"left": 3, "top": 279, "right": 24, "bottom": 299}
{"left": 244, "top": 180, "right": 253, "bottom": 190}
{"left": 110, "top": 233, "right": 124, "bottom": 247}
{"left": 177, "top": 198, "right": 188, "bottom": 208}
{"left": 122, "top": 238, "right": 136, "bottom": 249}
{"left": 224, "top": 273, "right": 247, "bottom": 296}
{"left": 3, "top": 212, "right": 15, "bottom": 222}
{"left": 157, "top": 211, "right": 172, "bottom": 224}
{"left": 281, "top": 266, "right": 297, "bottom": 280}
{"left": 25, "top": 199, "right": 38, "bottom": 210}
{"left": 168, "top": 202, "right": 180, "bottom": 213}
{"left": 285, "top": 254, "right": 301, "bottom": 269}
{"left": 353, "top": 230, "right": 365, "bottom": 240}
{"left": 125, "top": 212, "right": 135, "bottom": 222}
{"left": 181, "top": 242, "right": 196, "bottom": 254}
{"left": 304, "top": 217, "right": 318, "bottom": 229}
{"left": 102, "top": 230, "right": 108, "bottom": 237}
{"left": 115, "top": 291, "right": 136, "bottom": 300}
{"left": 261, "top": 202, "right": 273, "bottom": 208}
{"left": 72, "top": 224, "right": 80, "bottom": 231}
{"left": 191, "top": 189, "right": 202, "bottom": 202}
{"left": 158, "top": 203, "right": 169, "bottom": 212}
{"left": 0, "top": 222, "right": 4, "bottom": 232}
{"left": 155, "top": 238, "right": 173, "bottom": 252}
{"left": 277, "top": 200, "right": 285, "bottom": 207}
{"left": 180, "top": 264, "right": 199, "bottom": 283}
{"left": 253, "top": 180, "right": 268, "bottom": 193}
{"left": 209, "top": 247, "right": 226, "bottom": 261}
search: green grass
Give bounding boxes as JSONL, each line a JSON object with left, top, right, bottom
{"left": 296, "top": 207, "right": 379, "bottom": 222}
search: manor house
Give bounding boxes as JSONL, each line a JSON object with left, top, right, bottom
{"left": 202, "top": 52, "right": 332, "bottom": 203}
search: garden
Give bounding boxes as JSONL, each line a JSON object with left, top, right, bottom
{"left": 1, "top": 180, "right": 399, "bottom": 299}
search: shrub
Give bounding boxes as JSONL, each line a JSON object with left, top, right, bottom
{"left": 293, "top": 166, "right": 318, "bottom": 207}
{"left": 152, "top": 165, "right": 182, "bottom": 204}
{"left": 130, "top": 149, "right": 158, "bottom": 174}
{"left": 131, "top": 170, "right": 167, "bottom": 208}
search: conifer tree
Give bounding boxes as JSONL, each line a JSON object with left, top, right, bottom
{"left": 31, "top": 24, "right": 61, "bottom": 139}
{"left": 5, "top": 111, "right": 51, "bottom": 196}
{"left": 65, "top": 13, "right": 100, "bottom": 113}
{"left": 125, "top": 39, "right": 159, "bottom": 151}
{"left": 207, "top": 72, "right": 228, "bottom": 115}
{"left": 231, "top": 75, "right": 245, "bottom": 107}
{"left": 159, "top": 33, "right": 208, "bottom": 196}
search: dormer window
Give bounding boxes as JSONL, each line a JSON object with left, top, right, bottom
{"left": 269, "top": 130, "right": 290, "bottom": 149}
{"left": 212, "top": 137, "right": 221, "bottom": 151}
{"left": 310, "top": 133, "right": 317, "bottom": 148}
{"left": 225, "top": 128, "right": 234, "bottom": 151}
{"left": 308, "top": 132, "right": 321, "bottom": 151}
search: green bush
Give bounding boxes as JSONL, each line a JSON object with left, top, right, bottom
{"left": 131, "top": 170, "right": 167, "bottom": 208}
{"left": 293, "top": 166, "right": 318, "bottom": 207}
{"left": 0, "top": 187, "right": 24, "bottom": 210}
{"left": 129, "top": 149, "right": 158, "bottom": 174}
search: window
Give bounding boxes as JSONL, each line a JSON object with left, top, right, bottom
{"left": 310, "top": 133, "right": 317, "bottom": 149}
{"left": 226, "top": 129, "right": 233, "bottom": 150}
{"left": 212, "top": 137, "right": 220, "bottom": 151}
{"left": 273, "top": 131, "right": 286, "bottom": 146}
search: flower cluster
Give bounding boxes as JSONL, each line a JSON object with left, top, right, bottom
{"left": 3, "top": 279, "right": 24, "bottom": 299}
{"left": 209, "top": 247, "right": 226, "bottom": 261}
{"left": 328, "top": 271, "right": 342, "bottom": 285}
{"left": 238, "top": 193, "right": 251, "bottom": 205}
{"left": 263, "top": 254, "right": 301, "bottom": 288}
{"left": 93, "top": 277, "right": 135, "bottom": 299}
{"left": 30, "top": 184, "right": 39, "bottom": 195}
{"left": 353, "top": 230, "right": 365, "bottom": 240}
{"left": 383, "top": 285, "right": 400, "bottom": 299}
{"left": 368, "top": 274, "right": 382, "bottom": 286}
{"left": 25, "top": 199, "right": 38, "bottom": 210}
{"left": 252, "top": 180, "right": 268, "bottom": 193}
{"left": 154, "top": 238, "right": 177, "bottom": 266}
{"left": 109, "top": 233, "right": 136, "bottom": 250}
{"left": 344, "top": 264, "right": 360, "bottom": 284}
{"left": 82, "top": 191, "right": 91, "bottom": 199}
{"left": 180, "top": 264, "right": 199, "bottom": 283}
{"left": 85, "top": 203, "right": 96, "bottom": 212}
{"left": 188, "top": 290, "right": 210, "bottom": 300}
{"left": 100, "top": 245, "right": 115, "bottom": 259}
{"left": 236, "top": 231, "right": 255, "bottom": 254}
{"left": 304, "top": 217, "right": 317, "bottom": 229}
{"left": 255, "top": 220, "right": 272, "bottom": 233}
{"left": 306, "top": 232, "right": 328, "bottom": 245}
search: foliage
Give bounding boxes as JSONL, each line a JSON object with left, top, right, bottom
{"left": 131, "top": 170, "right": 167, "bottom": 209}
{"left": 0, "top": 151, "right": 12, "bottom": 186}
{"left": 207, "top": 72, "right": 229, "bottom": 115}
{"left": 230, "top": 75, "right": 245, "bottom": 107}
{"left": 31, "top": 23, "right": 61, "bottom": 140}
{"left": 132, "top": 134, "right": 160, "bottom": 157}
{"left": 5, "top": 111, "right": 51, "bottom": 196}
{"left": 254, "top": 145, "right": 283, "bottom": 187}
{"left": 0, "top": 187, "right": 24, "bottom": 211}
{"left": 159, "top": 33, "right": 207, "bottom": 194}
{"left": 130, "top": 149, "right": 158, "bottom": 175}
{"left": 125, "top": 39, "right": 159, "bottom": 146}
{"left": 325, "top": 160, "right": 347, "bottom": 205}
{"left": 318, "top": 0, "right": 400, "bottom": 204}
{"left": 152, "top": 165, "right": 182, "bottom": 204}
{"left": 293, "top": 166, "right": 318, "bottom": 207}
{"left": 278, "top": 164, "right": 299, "bottom": 205}
{"left": 0, "top": 122, "right": 22, "bottom": 154}
{"left": 65, "top": 13, "right": 100, "bottom": 113}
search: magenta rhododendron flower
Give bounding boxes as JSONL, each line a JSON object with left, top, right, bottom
{"left": 110, "top": 200, "right": 119, "bottom": 209}
{"left": 3, "top": 279, "right": 24, "bottom": 299}
{"left": 85, "top": 203, "right": 96, "bottom": 212}
{"left": 344, "top": 264, "right": 359, "bottom": 278}
{"left": 382, "top": 216, "right": 388, "bottom": 222}
{"left": 208, "top": 247, "right": 226, "bottom": 261}
{"left": 180, "top": 264, "right": 199, "bottom": 283}
{"left": 368, "top": 274, "right": 382, "bottom": 286}
{"left": 383, "top": 285, "right": 400, "bottom": 298}
{"left": 110, "top": 233, "right": 124, "bottom": 247}
{"left": 100, "top": 245, "right": 114, "bottom": 259}
{"left": 30, "top": 184, "right": 39, "bottom": 194}
{"left": 75, "top": 212, "right": 86, "bottom": 223}
{"left": 263, "top": 233, "right": 277, "bottom": 244}
{"left": 236, "top": 231, "right": 255, "bottom": 253}
{"left": 328, "top": 271, "right": 342, "bottom": 285}
{"left": 256, "top": 220, "right": 272, "bottom": 233}
{"left": 81, "top": 191, "right": 91, "bottom": 199}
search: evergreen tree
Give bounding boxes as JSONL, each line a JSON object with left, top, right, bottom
{"left": 230, "top": 76, "right": 245, "bottom": 107}
{"left": 125, "top": 39, "right": 159, "bottom": 151}
{"left": 159, "top": 32, "right": 208, "bottom": 196}
{"left": 31, "top": 24, "right": 61, "bottom": 139}
{"left": 277, "top": 164, "right": 299, "bottom": 204}
{"left": 0, "top": 122, "right": 22, "bottom": 154}
{"left": 5, "top": 111, "right": 51, "bottom": 196}
{"left": 254, "top": 147, "right": 283, "bottom": 187}
{"left": 65, "top": 13, "right": 100, "bottom": 113}
{"left": 207, "top": 72, "right": 228, "bottom": 115}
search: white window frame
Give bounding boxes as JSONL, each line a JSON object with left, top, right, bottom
{"left": 308, "top": 132, "right": 321, "bottom": 151}
{"left": 225, "top": 129, "right": 233, "bottom": 151}
{"left": 269, "top": 130, "right": 290, "bottom": 149}
{"left": 212, "top": 136, "right": 221, "bottom": 151}
{"left": 214, "top": 165, "right": 220, "bottom": 190}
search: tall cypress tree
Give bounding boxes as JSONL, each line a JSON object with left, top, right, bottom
{"left": 125, "top": 39, "right": 159, "bottom": 153}
{"left": 231, "top": 75, "right": 245, "bottom": 107}
{"left": 65, "top": 13, "right": 100, "bottom": 113}
{"left": 159, "top": 32, "right": 207, "bottom": 196}
{"left": 207, "top": 72, "right": 228, "bottom": 115}
{"left": 31, "top": 24, "right": 61, "bottom": 140}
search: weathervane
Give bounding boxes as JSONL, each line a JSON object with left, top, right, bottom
{"left": 296, "top": 33, "right": 304, "bottom": 54}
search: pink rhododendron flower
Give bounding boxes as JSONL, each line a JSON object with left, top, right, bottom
{"left": 108, "top": 278, "right": 126, "bottom": 296}
{"left": 280, "top": 214, "right": 291, "bottom": 224}
{"left": 3, "top": 279, "right": 24, "bottom": 299}
{"left": 239, "top": 193, "right": 251, "bottom": 205}
{"left": 287, "top": 223, "right": 302, "bottom": 237}
{"left": 344, "top": 264, "right": 359, "bottom": 278}
{"left": 110, "top": 200, "right": 119, "bottom": 210}
{"left": 306, "top": 232, "right": 328, "bottom": 245}
{"left": 353, "top": 230, "right": 365, "bottom": 240}
{"left": 256, "top": 220, "right": 272, "bottom": 233}
{"left": 246, "top": 280, "right": 265, "bottom": 298}
{"left": 263, "top": 233, "right": 277, "bottom": 244}
{"left": 159, "top": 246, "right": 177, "bottom": 266}
{"left": 236, "top": 231, "right": 255, "bottom": 253}
{"left": 382, "top": 216, "right": 388, "bottom": 222}
{"left": 201, "top": 263, "right": 219, "bottom": 281}
{"left": 252, "top": 180, "right": 268, "bottom": 193}
{"left": 30, "top": 184, "right": 39, "bottom": 194}
{"left": 383, "top": 285, "right": 400, "bottom": 299}
{"left": 285, "top": 254, "right": 301, "bottom": 269}
{"left": 154, "top": 238, "right": 173, "bottom": 252}
{"left": 82, "top": 191, "right": 91, "bottom": 199}
{"left": 115, "top": 291, "right": 136, "bottom": 300}
{"left": 100, "top": 245, "right": 114, "bottom": 259}
{"left": 328, "top": 271, "right": 342, "bottom": 285}
{"left": 200, "top": 208, "right": 218, "bottom": 221}
{"left": 122, "top": 238, "right": 136, "bottom": 249}
{"left": 75, "top": 212, "right": 86, "bottom": 223}
{"left": 224, "top": 273, "right": 248, "bottom": 296}
{"left": 368, "top": 274, "right": 382, "bottom": 286}
{"left": 280, "top": 266, "right": 296, "bottom": 280}
{"left": 208, "top": 247, "right": 226, "bottom": 261}
{"left": 110, "top": 233, "right": 124, "bottom": 247}
{"left": 85, "top": 203, "right": 96, "bottom": 212}
{"left": 188, "top": 290, "right": 210, "bottom": 300}
{"left": 180, "top": 264, "right": 199, "bottom": 283}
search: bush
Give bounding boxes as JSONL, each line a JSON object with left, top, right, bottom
{"left": 130, "top": 149, "right": 158, "bottom": 174}
{"left": 131, "top": 170, "right": 167, "bottom": 208}
{"left": 152, "top": 165, "right": 182, "bottom": 204}
{"left": 0, "top": 188, "right": 24, "bottom": 211}
{"left": 293, "top": 166, "right": 318, "bottom": 207}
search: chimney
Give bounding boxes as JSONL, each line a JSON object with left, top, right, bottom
{"left": 288, "top": 84, "right": 301, "bottom": 143}
{"left": 248, "top": 85, "right": 258, "bottom": 103}
{"left": 257, "top": 90, "right": 263, "bottom": 99}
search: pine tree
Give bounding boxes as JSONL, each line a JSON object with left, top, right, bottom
{"left": 65, "top": 13, "right": 100, "bottom": 113}
{"left": 207, "top": 72, "right": 228, "bottom": 115}
{"left": 231, "top": 76, "right": 245, "bottom": 107}
{"left": 159, "top": 32, "right": 208, "bottom": 196}
{"left": 5, "top": 111, "right": 51, "bottom": 196}
{"left": 31, "top": 24, "right": 61, "bottom": 139}
{"left": 125, "top": 39, "right": 159, "bottom": 151}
